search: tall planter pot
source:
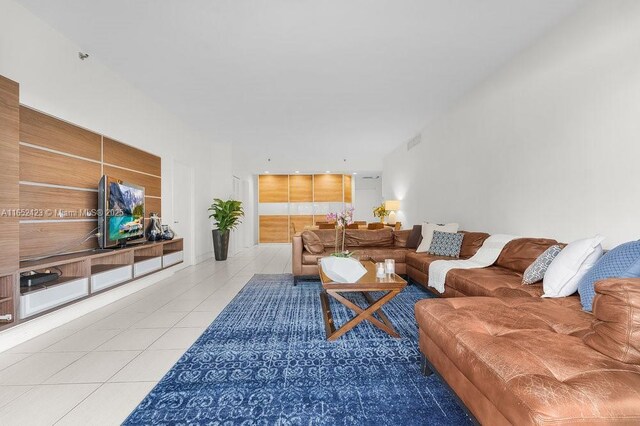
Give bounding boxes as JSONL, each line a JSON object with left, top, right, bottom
{"left": 212, "top": 229, "right": 230, "bottom": 261}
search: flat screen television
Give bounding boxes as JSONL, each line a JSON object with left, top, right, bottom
{"left": 98, "top": 175, "right": 145, "bottom": 248}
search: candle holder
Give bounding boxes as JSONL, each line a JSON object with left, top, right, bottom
{"left": 385, "top": 259, "right": 396, "bottom": 276}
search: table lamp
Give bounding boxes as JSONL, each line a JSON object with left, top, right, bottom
{"left": 384, "top": 200, "right": 400, "bottom": 225}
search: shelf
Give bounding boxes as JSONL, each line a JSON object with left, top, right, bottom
{"left": 20, "top": 276, "right": 85, "bottom": 295}
{"left": 19, "top": 239, "right": 183, "bottom": 272}
{"left": 20, "top": 277, "right": 90, "bottom": 319}
{"left": 91, "top": 264, "right": 133, "bottom": 293}
{"left": 91, "top": 263, "right": 130, "bottom": 275}
{"left": 0, "top": 296, "right": 11, "bottom": 304}
{"left": 134, "top": 255, "right": 160, "bottom": 263}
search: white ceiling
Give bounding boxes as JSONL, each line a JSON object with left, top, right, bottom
{"left": 16, "top": 0, "right": 584, "bottom": 174}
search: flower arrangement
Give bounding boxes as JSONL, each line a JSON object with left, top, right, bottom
{"left": 372, "top": 203, "right": 389, "bottom": 223}
{"left": 326, "top": 207, "right": 355, "bottom": 255}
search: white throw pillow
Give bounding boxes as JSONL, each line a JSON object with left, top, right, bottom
{"left": 542, "top": 235, "right": 605, "bottom": 298}
{"left": 416, "top": 222, "right": 460, "bottom": 253}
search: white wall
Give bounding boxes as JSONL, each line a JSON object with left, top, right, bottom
{"left": 383, "top": 0, "right": 640, "bottom": 248}
{"left": 353, "top": 175, "right": 383, "bottom": 223}
{"left": 0, "top": 0, "right": 232, "bottom": 263}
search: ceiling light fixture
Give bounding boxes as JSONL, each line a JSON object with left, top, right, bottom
{"left": 325, "top": 171, "right": 330, "bottom": 173}
{"left": 295, "top": 171, "right": 300, "bottom": 174}
{"left": 264, "top": 171, "right": 270, "bottom": 174}
{"left": 352, "top": 172, "right": 357, "bottom": 175}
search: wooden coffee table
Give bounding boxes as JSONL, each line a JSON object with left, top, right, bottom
{"left": 318, "top": 259, "right": 407, "bottom": 341}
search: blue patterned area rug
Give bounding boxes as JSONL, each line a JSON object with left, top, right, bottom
{"left": 124, "top": 274, "right": 471, "bottom": 425}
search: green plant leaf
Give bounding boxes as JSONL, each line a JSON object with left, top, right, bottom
{"left": 209, "top": 198, "right": 245, "bottom": 232}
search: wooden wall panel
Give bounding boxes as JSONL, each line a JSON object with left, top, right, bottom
{"left": 259, "top": 215, "right": 289, "bottom": 243}
{"left": 20, "top": 145, "right": 101, "bottom": 189}
{"left": 289, "top": 175, "right": 313, "bottom": 202}
{"left": 19, "top": 106, "right": 101, "bottom": 160}
{"left": 103, "top": 137, "right": 161, "bottom": 176}
{"left": 289, "top": 215, "right": 313, "bottom": 235}
{"left": 313, "top": 174, "right": 343, "bottom": 202}
{"left": 103, "top": 165, "right": 161, "bottom": 197}
{"left": 314, "top": 214, "right": 331, "bottom": 224}
{"left": 145, "top": 197, "right": 162, "bottom": 218}
{"left": 0, "top": 76, "right": 19, "bottom": 274}
{"left": 20, "top": 185, "right": 97, "bottom": 220}
{"left": 20, "top": 221, "right": 99, "bottom": 259}
{"left": 344, "top": 175, "right": 352, "bottom": 203}
{"left": 259, "top": 175, "right": 289, "bottom": 203}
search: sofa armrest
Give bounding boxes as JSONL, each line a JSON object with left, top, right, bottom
{"left": 583, "top": 278, "right": 640, "bottom": 364}
{"left": 292, "top": 234, "right": 304, "bottom": 276}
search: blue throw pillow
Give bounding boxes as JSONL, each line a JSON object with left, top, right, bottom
{"left": 428, "top": 231, "right": 464, "bottom": 258}
{"left": 578, "top": 240, "right": 640, "bottom": 311}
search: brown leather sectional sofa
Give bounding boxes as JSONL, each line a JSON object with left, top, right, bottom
{"left": 292, "top": 228, "right": 640, "bottom": 423}
{"left": 291, "top": 228, "right": 487, "bottom": 284}
{"left": 411, "top": 237, "right": 640, "bottom": 425}
{"left": 291, "top": 228, "right": 414, "bottom": 284}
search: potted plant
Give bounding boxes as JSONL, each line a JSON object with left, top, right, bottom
{"left": 372, "top": 203, "right": 389, "bottom": 223}
{"left": 208, "top": 198, "right": 244, "bottom": 261}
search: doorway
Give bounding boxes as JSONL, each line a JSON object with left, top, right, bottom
{"left": 172, "top": 160, "right": 195, "bottom": 265}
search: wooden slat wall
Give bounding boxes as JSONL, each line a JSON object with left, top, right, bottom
{"left": 290, "top": 215, "right": 313, "bottom": 235}
{"left": 20, "top": 185, "right": 97, "bottom": 220}
{"left": 103, "top": 165, "right": 161, "bottom": 198}
{"left": 258, "top": 173, "right": 354, "bottom": 242}
{"left": 344, "top": 175, "right": 352, "bottom": 203}
{"left": 145, "top": 197, "right": 162, "bottom": 219}
{"left": 289, "top": 175, "right": 313, "bottom": 202}
{"left": 103, "top": 137, "right": 161, "bottom": 176}
{"left": 259, "top": 215, "right": 289, "bottom": 243}
{"left": 314, "top": 214, "right": 330, "bottom": 225}
{"left": 20, "top": 145, "right": 102, "bottom": 189}
{"left": 0, "top": 76, "right": 19, "bottom": 275}
{"left": 20, "top": 221, "right": 99, "bottom": 259}
{"left": 313, "top": 174, "right": 343, "bottom": 202}
{"left": 18, "top": 105, "right": 162, "bottom": 259}
{"left": 258, "top": 175, "right": 289, "bottom": 202}
{"left": 19, "top": 106, "right": 102, "bottom": 160}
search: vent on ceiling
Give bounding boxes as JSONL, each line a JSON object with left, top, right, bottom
{"left": 407, "top": 134, "right": 422, "bottom": 151}
{"left": 362, "top": 175, "right": 380, "bottom": 180}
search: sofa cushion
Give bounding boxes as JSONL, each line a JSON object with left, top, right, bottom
{"left": 495, "top": 238, "right": 559, "bottom": 273}
{"left": 301, "top": 231, "right": 324, "bottom": 254}
{"left": 416, "top": 297, "right": 640, "bottom": 424}
{"left": 416, "top": 222, "right": 459, "bottom": 253}
{"left": 427, "top": 231, "right": 463, "bottom": 257}
{"left": 355, "top": 248, "right": 408, "bottom": 264}
{"left": 405, "top": 225, "right": 422, "bottom": 249}
{"left": 309, "top": 229, "right": 338, "bottom": 248}
{"left": 459, "top": 231, "right": 490, "bottom": 258}
{"left": 578, "top": 240, "right": 640, "bottom": 311}
{"left": 584, "top": 278, "right": 640, "bottom": 364}
{"left": 344, "top": 228, "right": 394, "bottom": 247}
{"left": 522, "top": 244, "right": 563, "bottom": 285}
{"left": 405, "top": 252, "right": 453, "bottom": 273}
{"left": 393, "top": 229, "right": 411, "bottom": 248}
{"left": 543, "top": 235, "right": 604, "bottom": 298}
{"left": 446, "top": 267, "right": 545, "bottom": 298}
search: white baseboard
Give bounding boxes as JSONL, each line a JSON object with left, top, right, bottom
{"left": 195, "top": 251, "right": 213, "bottom": 264}
{"left": 0, "top": 265, "right": 181, "bottom": 353}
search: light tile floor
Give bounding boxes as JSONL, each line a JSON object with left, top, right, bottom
{"left": 0, "top": 244, "right": 292, "bottom": 425}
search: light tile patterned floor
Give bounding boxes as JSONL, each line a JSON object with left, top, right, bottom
{"left": 0, "top": 244, "right": 291, "bottom": 425}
